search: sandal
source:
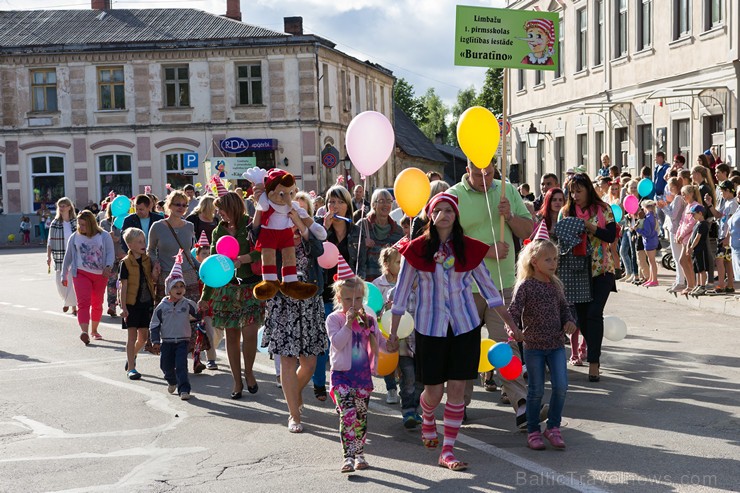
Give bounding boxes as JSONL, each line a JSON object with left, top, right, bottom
{"left": 341, "top": 457, "right": 355, "bottom": 473}
{"left": 438, "top": 454, "right": 468, "bottom": 471}
{"left": 483, "top": 379, "right": 497, "bottom": 392}
{"left": 288, "top": 417, "right": 303, "bottom": 433}
{"left": 422, "top": 437, "right": 439, "bottom": 449}
{"left": 91, "top": 333, "right": 103, "bottom": 340}
{"left": 80, "top": 332, "right": 90, "bottom": 345}
{"left": 354, "top": 455, "right": 370, "bottom": 470}
{"left": 313, "top": 385, "right": 327, "bottom": 402}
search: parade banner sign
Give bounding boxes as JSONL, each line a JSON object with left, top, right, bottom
{"left": 455, "top": 6, "right": 559, "bottom": 71}
{"left": 212, "top": 157, "right": 257, "bottom": 180}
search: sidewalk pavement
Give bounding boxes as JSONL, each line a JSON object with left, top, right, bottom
{"left": 617, "top": 265, "right": 740, "bottom": 318}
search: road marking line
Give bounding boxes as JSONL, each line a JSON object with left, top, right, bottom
{"left": 12, "top": 304, "right": 25, "bottom": 308}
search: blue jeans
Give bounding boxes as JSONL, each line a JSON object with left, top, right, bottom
{"left": 312, "top": 303, "right": 333, "bottom": 388}
{"left": 524, "top": 347, "right": 568, "bottom": 433}
{"left": 160, "top": 340, "right": 190, "bottom": 395}
{"left": 398, "top": 355, "right": 422, "bottom": 415}
{"left": 619, "top": 231, "right": 635, "bottom": 276}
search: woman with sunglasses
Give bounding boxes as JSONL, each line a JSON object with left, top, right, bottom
{"left": 147, "top": 190, "right": 198, "bottom": 302}
{"left": 560, "top": 174, "right": 618, "bottom": 382}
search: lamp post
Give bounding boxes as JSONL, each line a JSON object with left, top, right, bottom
{"left": 342, "top": 155, "right": 352, "bottom": 185}
{"left": 526, "top": 122, "right": 546, "bottom": 148}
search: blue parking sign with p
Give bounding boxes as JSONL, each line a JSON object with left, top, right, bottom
{"left": 183, "top": 153, "right": 199, "bottom": 171}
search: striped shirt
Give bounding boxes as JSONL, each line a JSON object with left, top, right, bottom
{"left": 391, "top": 255, "right": 504, "bottom": 338}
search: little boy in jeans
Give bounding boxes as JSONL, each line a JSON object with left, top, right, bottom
{"left": 149, "top": 249, "right": 199, "bottom": 400}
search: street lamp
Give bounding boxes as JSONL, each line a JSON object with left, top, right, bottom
{"left": 342, "top": 155, "right": 352, "bottom": 183}
{"left": 526, "top": 122, "right": 551, "bottom": 148}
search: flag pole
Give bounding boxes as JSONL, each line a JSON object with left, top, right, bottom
{"left": 499, "top": 68, "right": 509, "bottom": 240}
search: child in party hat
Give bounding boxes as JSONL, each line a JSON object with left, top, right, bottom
{"left": 326, "top": 254, "right": 389, "bottom": 473}
{"left": 150, "top": 249, "right": 200, "bottom": 400}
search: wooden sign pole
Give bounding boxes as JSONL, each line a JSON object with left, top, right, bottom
{"left": 499, "top": 68, "right": 509, "bottom": 240}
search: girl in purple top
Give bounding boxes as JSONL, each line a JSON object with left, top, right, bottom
{"left": 326, "top": 272, "right": 387, "bottom": 473}
{"left": 508, "top": 239, "right": 577, "bottom": 451}
{"left": 635, "top": 200, "right": 660, "bottom": 287}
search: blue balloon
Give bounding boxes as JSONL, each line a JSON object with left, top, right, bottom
{"left": 488, "top": 341, "right": 514, "bottom": 368}
{"left": 257, "top": 327, "right": 269, "bottom": 353}
{"left": 110, "top": 196, "right": 131, "bottom": 217}
{"left": 637, "top": 178, "right": 654, "bottom": 198}
{"left": 199, "top": 254, "right": 234, "bottom": 288}
{"left": 113, "top": 215, "right": 125, "bottom": 229}
{"left": 611, "top": 203, "right": 623, "bottom": 223}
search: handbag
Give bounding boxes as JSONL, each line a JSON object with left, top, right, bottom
{"left": 573, "top": 232, "right": 588, "bottom": 256}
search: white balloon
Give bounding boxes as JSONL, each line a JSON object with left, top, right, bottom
{"left": 603, "top": 316, "right": 628, "bottom": 342}
{"left": 381, "top": 310, "right": 415, "bottom": 339}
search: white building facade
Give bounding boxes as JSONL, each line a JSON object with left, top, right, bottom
{"left": 0, "top": 8, "right": 394, "bottom": 237}
{"left": 507, "top": 0, "right": 738, "bottom": 192}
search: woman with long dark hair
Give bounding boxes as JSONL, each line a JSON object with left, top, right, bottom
{"left": 536, "top": 187, "right": 565, "bottom": 241}
{"left": 560, "top": 174, "right": 617, "bottom": 382}
{"left": 387, "top": 192, "right": 517, "bottom": 471}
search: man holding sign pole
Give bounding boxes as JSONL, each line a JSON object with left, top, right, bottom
{"left": 448, "top": 162, "right": 533, "bottom": 428}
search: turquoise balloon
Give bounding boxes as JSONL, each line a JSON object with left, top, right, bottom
{"left": 191, "top": 247, "right": 197, "bottom": 259}
{"left": 487, "top": 341, "right": 513, "bottom": 368}
{"left": 365, "top": 281, "right": 384, "bottom": 313}
{"left": 257, "top": 327, "right": 269, "bottom": 353}
{"left": 611, "top": 203, "right": 623, "bottom": 223}
{"left": 199, "top": 254, "right": 234, "bottom": 288}
{"left": 637, "top": 178, "right": 654, "bottom": 198}
{"left": 110, "top": 196, "right": 131, "bottom": 217}
{"left": 113, "top": 215, "right": 125, "bottom": 229}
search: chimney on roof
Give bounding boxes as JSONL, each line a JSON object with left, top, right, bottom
{"left": 225, "top": 0, "right": 241, "bottom": 21}
{"left": 284, "top": 17, "right": 303, "bottom": 36}
{"left": 91, "top": 0, "right": 111, "bottom": 9}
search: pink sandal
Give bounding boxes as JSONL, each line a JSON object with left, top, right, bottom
{"left": 91, "top": 333, "right": 103, "bottom": 340}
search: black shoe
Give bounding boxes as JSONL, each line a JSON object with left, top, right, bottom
{"left": 193, "top": 362, "right": 206, "bottom": 374}
{"left": 462, "top": 407, "right": 468, "bottom": 423}
{"left": 247, "top": 382, "right": 259, "bottom": 394}
{"left": 230, "top": 390, "right": 243, "bottom": 399}
{"left": 516, "top": 412, "right": 527, "bottom": 429}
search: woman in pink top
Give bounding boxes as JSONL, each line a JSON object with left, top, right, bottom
{"left": 675, "top": 185, "right": 702, "bottom": 295}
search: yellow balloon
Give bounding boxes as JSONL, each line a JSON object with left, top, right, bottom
{"left": 378, "top": 320, "right": 389, "bottom": 338}
{"left": 381, "top": 310, "right": 415, "bottom": 339}
{"left": 376, "top": 350, "right": 399, "bottom": 377}
{"left": 478, "top": 338, "right": 495, "bottom": 372}
{"left": 394, "top": 167, "right": 431, "bottom": 217}
{"left": 456, "top": 106, "right": 500, "bottom": 169}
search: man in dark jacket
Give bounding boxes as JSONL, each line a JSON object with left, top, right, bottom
{"left": 121, "top": 194, "right": 164, "bottom": 251}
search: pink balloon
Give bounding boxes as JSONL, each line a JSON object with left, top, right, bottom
{"left": 346, "top": 111, "right": 395, "bottom": 176}
{"left": 623, "top": 195, "right": 639, "bottom": 215}
{"left": 215, "top": 235, "right": 239, "bottom": 260}
{"left": 317, "top": 241, "right": 339, "bottom": 269}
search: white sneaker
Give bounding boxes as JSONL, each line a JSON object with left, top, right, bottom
{"left": 167, "top": 384, "right": 177, "bottom": 394}
{"left": 522, "top": 364, "right": 528, "bottom": 379}
{"left": 180, "top": 392, "right": 191, "bottom": 400}
{"left": 385, "top": 389, "right": 399, "bottom": 404}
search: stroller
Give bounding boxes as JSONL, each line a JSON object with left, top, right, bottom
{"left": 659, "top": 237, "right": 676, "bottom": 271}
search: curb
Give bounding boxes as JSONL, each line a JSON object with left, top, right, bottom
{"left": 617, "top": 279, "right": 740, "bottom": 318}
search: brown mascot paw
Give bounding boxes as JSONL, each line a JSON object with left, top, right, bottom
{"left": 279, "top": 281, "right": 318, "bottom": 300}
{"left": 253, "top": 280, "right": 281, "bottom": 300}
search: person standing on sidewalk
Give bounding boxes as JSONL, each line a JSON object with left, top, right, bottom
{"left": 47, "top": 197, "right": 78, "bottom": 315}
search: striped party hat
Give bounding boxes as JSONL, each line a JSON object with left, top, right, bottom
{"left": 165, "top": 249, "right": 185, "bottom": 293}
{"left": 197, "top": 230, "right": 210, "bottom": 247}
{"left": 335, "top": 253, "right": 354, "bottom": 281}
{"left": 533, "top": 220, "right": 550, "bottom": 241}
{"left": 211, "top": 175, "right": 229, "bottom": 197}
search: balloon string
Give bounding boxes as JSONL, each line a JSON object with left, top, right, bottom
{"left": 355, "top": 175, "right": 368, "bottom": 276}
{"left": 482, "top": 176, "right": 507, "bottom": 305}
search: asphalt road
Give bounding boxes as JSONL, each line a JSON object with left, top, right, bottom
{"left": 0, "top": 249, "right": 738, "bottom": 492}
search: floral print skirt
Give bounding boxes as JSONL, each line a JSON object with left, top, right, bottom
{"left": 210, "top": 282, "right": 264, "bottom": 330}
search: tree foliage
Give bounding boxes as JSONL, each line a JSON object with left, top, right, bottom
{"left": 476, "top": 68, "right": 503, "bottom": 116}
{"left": 449, "top": 85, "right": 478, "bottom": 146}
{"left": 393, "top": 78, "right": 426, "bottom": 126}
{"left": 418, "top": 87, "right": 449, "bottom": 145}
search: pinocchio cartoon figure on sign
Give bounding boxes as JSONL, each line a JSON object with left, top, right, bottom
{"left": 247, "top": 168, "right": 318, "bottom": 301}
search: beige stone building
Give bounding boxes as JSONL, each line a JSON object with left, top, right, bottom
{"left": 507, "top": 0, "right": 738, "bottom": 192}
{"left": 0, "top": 1, "right": 394, "bottom": 237}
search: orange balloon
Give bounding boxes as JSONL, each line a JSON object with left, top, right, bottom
{"left": 376, "top": 350, "right": 399, "bottom": 376}
{"left": 394, "top": 167, "right": 431, "bottom": 217}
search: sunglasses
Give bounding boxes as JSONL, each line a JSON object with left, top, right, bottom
{"left": 171, "top": 202, "right": 188, "bottom": 208}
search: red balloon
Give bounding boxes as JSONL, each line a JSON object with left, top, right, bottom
{"left": 499, "top": 356, "right": 523, "bottom": 380}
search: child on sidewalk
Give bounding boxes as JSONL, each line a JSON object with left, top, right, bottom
{"left": 635, "top": 200, "right": 660, "bottom": 287}
{"left": 373, "top": 246, "right": 422, "bottom": 429}
{"left": 326, "top": 259, "right": 388, "bottom": 473}
{"left": 688, "top": 204, "right": 710, "bottom": 296}
{"left": 707, "top": 181, "right": 738, "bottom": 293}
{"left": 507, "top": 237, "right": 577, "bottom": 451}
{"left": 150, "top": 250, "right": 200, "bottom": 400}
{"left": 20, "top": 216, "right": 31, "bottom": 245}
{"left": 119, "top": 228, "right": 155, "bottom": 380}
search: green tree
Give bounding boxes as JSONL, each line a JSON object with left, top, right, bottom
{"left": 393, "top": 78, "right": 425, "bottom": 126}
{"left": 449, "top": 85, "right": 478, "bottom": 145}
{"left": 476, "top": 68, "right": 503, "bottom": 116}
{"left": 418, "top": 87, "right": 449, "bottom": 144}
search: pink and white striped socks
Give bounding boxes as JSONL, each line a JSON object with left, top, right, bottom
{"left": 441, "top": 401, "right": 465, "bottom": 461}
{"left": 420, "top": 393, "right": 438, "bottom": 442}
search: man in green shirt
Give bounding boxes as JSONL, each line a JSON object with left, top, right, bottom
{"left": 448, "top": 162, "right": 535, "bottom": 429}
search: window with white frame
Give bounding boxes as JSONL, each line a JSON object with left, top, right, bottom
{"left": 577, "top": 8, "right": 587, "bottom": 71}
{"left": 340, "top": 70, "right": 349, "bottom": 112}
{"left": 595, "top": 131, "right": 604, "bottom": 169}
{"left": 535, "top": 70, "right": 543, "bottom": 86}
{"left": 236, "top": 64, "right": 263, "bottom": 105}
{"left": 615, "top": 127, "right": 629, "bottom": 170}
{"left": 637, "top": 0, "right": 652, "bottom": 51}
{"left": 165, "top": 153, "right": 195, "bottom": 190}
{"left": 594, "top": 0, "right": 604, "bottom": 65}
{"left": 577, "top": 133, "right": 588, "bottom": 168}
{"left": 555, "top": 136, "right": 565, "bottom": 182}
{"left": 674, "top": 119, "right": 690, "bottom": 157}
{"left": 354, "top": 75, "right": 361, "bottom": 115}
{"left": 98, "top": 154, "right": 132, "bottom": 198}
{"left": 322, "top": 63, "right": 331, "bottom": 108}
{"left": 704, "top": 0, "right": 722, "bottom": 30}
{"left": 164, "top": 66, "right": 190, "bottom": 108}
{"left": 518, "top": 141, "right": 527, "bottom": 183}
{"left": 638, "top": 124, "right": 653, "bottom": 169}
{"left": 31, "top": 155, "right": 65, "bottom": 210}
{"left": 536, "top": 140, "right": 545, "bottom": 182}
{"left": 555, "top": 16, "right": 564, "bottom": 78}
{"left": 518, "top": 69, "right": 526, "bottom": 90}
{"left": 674, "top": 0, "right": 691, "bottom": 39}
{"left": 98, "top": 66, "right": 125, "bottom": 110}
{"left": 31, "top": 69, "right": 58, "bottom": 112}
{"left": 615, "top": 0, "right": 628, "bottom": 57}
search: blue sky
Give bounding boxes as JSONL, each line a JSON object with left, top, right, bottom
{"left": 8, "top": 0, "right": 508, "bottom": 106}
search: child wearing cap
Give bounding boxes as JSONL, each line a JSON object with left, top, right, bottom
{"left": 687, "top": 205, "right": 710, "bottom": 296}
{"left": 149, "top": 249, "right": 200, "bottom": 400}
{"left": 706, "top": 180, "right": 738, "bottom": 293}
